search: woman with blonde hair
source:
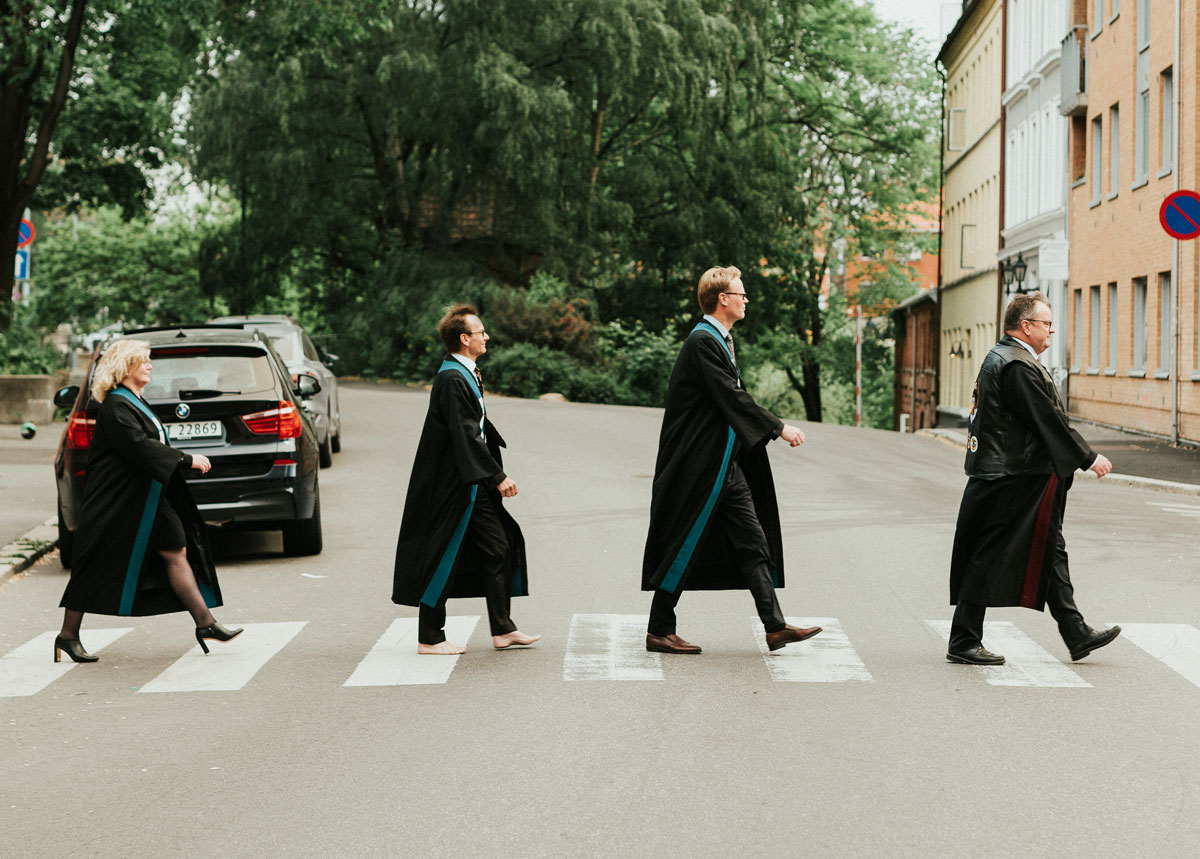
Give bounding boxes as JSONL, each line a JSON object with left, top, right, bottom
{"left": 55, "top": 338, "right": 242, "bottom": 663}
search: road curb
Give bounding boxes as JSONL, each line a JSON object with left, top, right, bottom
{"left": 0, "top": 517, "right": 58, "bottom": 585}
{"left": 915, "top": 429, "right": 1200, "bottom": 496}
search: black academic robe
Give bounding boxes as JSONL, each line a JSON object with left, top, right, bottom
{"left": 642, "top": 321, "right": 785, "bottom": 593}
{"left": 950, "top": 339, "right": 1095, "bottom": 609}
{"left": 392, "top": 357, "right": 528, "bottom": 608}
{"left": 60, "top": 386, "right": 222, "bottom": 616}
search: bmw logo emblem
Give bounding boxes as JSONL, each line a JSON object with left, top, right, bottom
{"left": 175, "top": 403, "right": 190, "bottom": 419}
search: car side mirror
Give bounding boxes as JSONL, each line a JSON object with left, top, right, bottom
{"left": 296, "top": 374, "right": 321, "bottom": 398}
{"left": 54, "top": 385, "right": 80, "bottom": 408}
{"left": 320, "top": 351, "right": 339, "bottom": 369}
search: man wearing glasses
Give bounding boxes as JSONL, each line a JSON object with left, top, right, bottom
{"left": 392, "top": 304, "right": 540, "bottom": 654}
{"left": 641, "top": 265, "right": 821, "bottom": 654}
{"left": 947, "top": 292, "right": 1119, "bottom": 665}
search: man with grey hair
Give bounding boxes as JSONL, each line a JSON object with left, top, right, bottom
{"left": 947, "top": 292, "right": 1120, "bottom": 665}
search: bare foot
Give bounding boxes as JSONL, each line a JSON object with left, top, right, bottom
{"left": 418, "top": 641, "right": 466, "bottom": 655}
{"left": 493, "top": 631, "right": 541, "bottom": 650}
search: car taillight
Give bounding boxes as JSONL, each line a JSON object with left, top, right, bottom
{"left": 67, "top": 412, "right": 95, "bottom": 449}
{"left": 242, "top": 401, "right": 303, "bottom": 439}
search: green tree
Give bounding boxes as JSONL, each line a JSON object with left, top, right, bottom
{"left": 1, "top": 0, "right": 211, "bottom": 329}
{"left": 30, "top": 206, "right": 224, "bottom": 332}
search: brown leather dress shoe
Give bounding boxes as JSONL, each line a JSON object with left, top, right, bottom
{"left": 764, "top": 624, "right": 822, "bottom": 651}
{"left": 646, "top": 633, "right": 702, "bottom": 654}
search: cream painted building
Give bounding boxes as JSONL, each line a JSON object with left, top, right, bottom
{"left": 937, "top": 0, "right": 1003, "bottom": 423}
{"left": 1002, "top": 0, "right": 1070, "bottom": 400}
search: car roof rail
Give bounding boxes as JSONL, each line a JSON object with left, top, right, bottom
{"left": 120, "top": 324, "right": 249, "bottom": 337}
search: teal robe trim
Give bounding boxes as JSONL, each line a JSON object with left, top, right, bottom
{"left": 420, "top": 484, "right": 478, "bottom": 607}
{"left": 658, "top": 323, "right": 739, "bottom": 594}
{"left": 439, "top": 358, "right": 486, "bottom": 440}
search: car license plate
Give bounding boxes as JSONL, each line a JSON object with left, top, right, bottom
{"left": 168, "top": 420, "right": 222, "bottom": 441}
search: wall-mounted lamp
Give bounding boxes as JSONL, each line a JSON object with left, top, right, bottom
{"left": 1001, "top": 252, "right": 1030, "bottom": 295}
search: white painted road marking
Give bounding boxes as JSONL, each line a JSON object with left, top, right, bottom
{"left": 752, "top": 617, "right": 873, "bottom": 683}
{"left": 1110, "top": 623, "right": 1200, "bottom": 688}
{"left": 928, "top": 620, "right": 1091, "bottom": 687}
{"left": 1146, "top": 500, "right": 1200, "bottom": 518}
{"left": 138, "top": 622, "right": 306, "bottom": 693}
{"left": 344, "top": 616, "right": 480, "bottom": 687}
{"left": 0, "top": 628, "right": 133, "bottom": 698}
{"left": 563, "top": 613, "right": 663, "bottom": 681}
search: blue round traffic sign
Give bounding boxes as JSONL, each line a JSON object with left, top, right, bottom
{"left": 1160, "top": 191, "right": 1200, "bottom": 240}
{"left": 17, "top": 218, "right": 35, "bottom": 247}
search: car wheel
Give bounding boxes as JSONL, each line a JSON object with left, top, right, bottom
{"left": 330, "top": 430, "right": 341, "bottom": 454}
{"left": 318, "top": 431, "right": 333, "bottom": 468}
{"left": 282, "top": 491, "right": 323, "bottom": 556}
{"left": 57, "top": 506, "right": 73, "bottom": 569}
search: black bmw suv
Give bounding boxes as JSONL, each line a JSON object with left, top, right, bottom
{"left": 53, "top": 326, "right": 323, "bottom": 562}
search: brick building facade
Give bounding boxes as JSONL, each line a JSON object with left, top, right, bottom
{"left": 1064, "top": 0, "right": 1199, "bottom": 443}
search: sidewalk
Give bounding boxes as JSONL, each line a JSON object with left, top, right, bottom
{"left": 920, "top": 419, "right": 1200, "bottom": 494}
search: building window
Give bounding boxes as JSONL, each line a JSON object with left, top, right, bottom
{"left": 1108, "top": 283, "right": 1119, "bottom": 370}
{"left": 1133, "top": 277, "right": 1148, "bottom": 371}
{"left": 1112, "top": 0, "right": 1121, "bottom": 19}
{"left": 1159, "top": 272, "right": 1172, "bottom": 373}
{"left": 1137, "top": 0, "right": 1150, "bottom": 47}
{"left": 1107, "top": 105, "right": 1120, "bottom": 198}
{"left": 1136, "top": 91, "right": 1149, "bottom": 184}
{"left": 1091, "top": 116, "right": 1102, "bottom": 204}
{"left": 948, "top": 108, "right": 967, "bottom": 151}
{"left": 1093, "top": 0, "right": 1103, "bottom": 34}
{"left": 1161, "top": 69, "right": 1173, "bottom": 174}
{"left": 1090, "top": 286, "right": 1101, "bottom": 369}
{"left": 960, "top": 224, "right": 976, "bottom": 268}
{"left": 1071, "top": 115, "right": 1087, "bottom": 182}
{"left": 1073, "top": 289, "right": 1083, "bottom": 369}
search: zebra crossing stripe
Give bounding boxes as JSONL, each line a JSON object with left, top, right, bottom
{"left": 344, "top": 616, "right": 480, "bottom": 687}
{"left": 0, "top": 628, "right": 133, "bottom": 698}
{"left": 138, "top": 622, "right": 306, "bottom": 694}
{"left": 927, "top": 620, "right": 1091, "bottom": 687}
{"left": 1110, "top": 623, "right": 1200, "bottom": 688}
{"left": 752, "top": 617, "right": 872, "bottom": 683}
{"left": 563, "top": 614, "right": 663, "bottom": 681}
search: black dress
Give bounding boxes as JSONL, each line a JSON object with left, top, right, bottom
{"left": 59, "top": 386, "right": 222, "bottom": 617}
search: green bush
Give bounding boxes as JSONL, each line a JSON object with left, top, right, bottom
{"left": 0, "top": 314, "right": 65, "bottom": 375}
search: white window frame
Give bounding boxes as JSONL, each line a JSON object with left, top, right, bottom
{"left": 1107, "top": 105, "right": 1120, "bottom": 199}
{"left": 1090, "top": 286, "right": 1102, "bottom": 369}
{"left": 1133, "top": 277, "right": 1148, "bottom": 372}
{"left": 1108, "top": 283, "right": 1119, "bottom": 371}
{"left": 1159, "top": 272, "right": 1172, "bottom": 375}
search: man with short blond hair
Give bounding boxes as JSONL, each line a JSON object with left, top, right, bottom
{"left": 947, "top": 292, "right": 1120, "bottom": 665}
{"left": 640, "top": 265, "right": 821, "bottom": 654}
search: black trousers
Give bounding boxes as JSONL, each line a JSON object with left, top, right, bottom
{"left": 418, "top": 488, "right": 518, "bottom": 645}
{"left": 949, "top": 530, "right": 1087, "bottom": 652}
{"left": 649, "top": 462, "right": 787, "bottom": 637}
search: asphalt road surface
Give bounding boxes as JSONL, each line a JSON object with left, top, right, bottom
{"left": 3, "top": 383, "right": 1199, "bottom": 858}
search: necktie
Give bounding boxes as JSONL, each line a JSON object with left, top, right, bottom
{"left": 473, "top": 366, "right": 484, "bottom": 394}
{"left": 725, "top": 334, "right": 736, "bottom": 363}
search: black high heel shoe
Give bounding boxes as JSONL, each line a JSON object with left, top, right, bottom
{"left": 54, "top": 636, "right": 99, "bottom": 664}
{"left": 195, "top": 622, "right": 244, "bottom": 654}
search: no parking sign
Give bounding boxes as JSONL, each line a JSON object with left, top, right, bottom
{"left": 1159, "top": 191, "right": 1200, "bottom": 240}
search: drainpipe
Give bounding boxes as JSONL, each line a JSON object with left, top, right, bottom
{"left": 1170, "top": 0, "right": 1181, "bottom": 444}
{"left": 936, "top": 61, "right": 947, "bottom": 424}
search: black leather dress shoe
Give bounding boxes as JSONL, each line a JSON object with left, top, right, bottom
{"left": 1068, "top": 625, "right": 1121, "bottom": 661}
{"left": 946, "top": 646, "right": 1006, "bottom": 665}
{"left": 646, "top": 633, "right": 702, "bottom": 654}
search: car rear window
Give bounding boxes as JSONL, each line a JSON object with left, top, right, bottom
{"left": 141, "top": 346, "right": 277, "bottom": 399}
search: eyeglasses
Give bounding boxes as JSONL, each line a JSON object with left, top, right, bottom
{"left": 1024, "top": 318, "right": 1053, "bottom": 329}
{"left": 722, "top": 292, "right": 749, "bottom": 301}
{"left": 465, "top": 329, "right": 487, "bottom": 337}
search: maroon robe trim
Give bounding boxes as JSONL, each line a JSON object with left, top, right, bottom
{"left": 1020, "top": 474, "right": 1059, "bottom": 608}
